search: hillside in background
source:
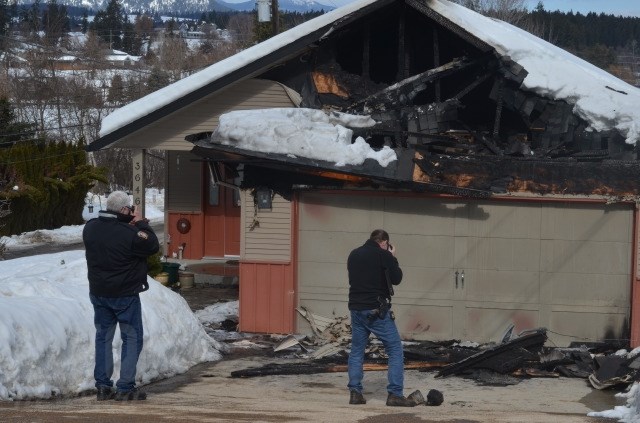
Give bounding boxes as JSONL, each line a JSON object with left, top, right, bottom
{"left": 13, "top": 0, "right": 335, "bottom": 14}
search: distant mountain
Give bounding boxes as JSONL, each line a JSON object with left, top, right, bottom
{"left": 218, "top": 0, "right": 335, "bottom": 13}
{"left": 16, "top": 0, "right": 334, "bottom": 14}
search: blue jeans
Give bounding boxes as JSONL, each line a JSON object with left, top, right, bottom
{"left": 348, "top": 309, "right": 404, "bottom": 396}
{"left": 90, "top": 294, "right": 143, "bottom": 392}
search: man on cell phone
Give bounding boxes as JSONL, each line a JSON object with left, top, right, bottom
{"left": 83, "top": 191, "right": 159, "bottom": 401}
{"left": 346, "top": 229, "right": 416, "bottom": 407}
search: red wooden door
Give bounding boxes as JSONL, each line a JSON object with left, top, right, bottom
{"left": 203, "top": 168, "right": 240, "bottom": 257}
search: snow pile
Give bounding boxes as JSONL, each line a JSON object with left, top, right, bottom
{"left": 215, "top": 108, "right": 397, "bottom": 167}
{"left": 0, "top": 251, "right": 222, "bottom": 400}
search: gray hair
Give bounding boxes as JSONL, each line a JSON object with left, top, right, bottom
{"left": 106, "top": 191, "right": 131, "bottom": 212}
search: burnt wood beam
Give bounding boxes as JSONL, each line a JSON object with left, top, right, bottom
{"left": 452, "top": 71, "right": 493, "bottom": 101}
{"left": 433, "top": 27, "right": 441, "bottom": 102}
{"left": 414, "top": 153, "right": 640, "bottom": 196}
{"left": 350, "top": 54, "right": 491, "bottom": 113}
{"left": 492, "top": 79, "right": 504, "bottom": 140}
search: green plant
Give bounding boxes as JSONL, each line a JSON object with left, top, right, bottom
{"left": 147, "top": 251, "right": 163, "bottom": 277}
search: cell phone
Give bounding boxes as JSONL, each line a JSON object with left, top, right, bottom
{"left": 387, "top": 243, "right": 393, "bottom": 250}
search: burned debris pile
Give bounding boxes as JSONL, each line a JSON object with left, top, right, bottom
{"left": 229, "top": 310, "right": 640, "bottom": 392}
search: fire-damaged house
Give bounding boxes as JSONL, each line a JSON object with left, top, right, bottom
{"left": 89, "top": 0, "right": 640, "bottom": 347}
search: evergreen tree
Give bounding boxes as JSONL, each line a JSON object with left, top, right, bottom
{"left": 42, "top": 0, "right": 69, "bottom": 45}
{"left": 0, "top": 97, "right": 35, "bottom": 147}
{"left": 81, "top": 9, "right": 88, "bottom": 33}
{"left": 91, "top": 0, "right": 126, "bottom": 50}
{"left": 0, "top": 0, "right": 9, "bottom": 50}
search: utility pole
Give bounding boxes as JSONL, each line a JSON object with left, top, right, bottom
{"left": 271, "top": 0, "right": 279, "bottom": 35}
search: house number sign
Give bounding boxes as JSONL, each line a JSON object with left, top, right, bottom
{"left": 132, "top": 150, "right": 145, "bottom": 217}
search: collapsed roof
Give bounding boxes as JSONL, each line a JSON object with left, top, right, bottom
{"left": 188, "top": 0, "right": 640, "bottom": 199}
{"left": 94, "top": 0, "right": 640, "bottom": 199}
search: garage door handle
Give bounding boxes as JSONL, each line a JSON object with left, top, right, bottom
{"left": 461, "top": 271, "right": 465, "bottom": 289}
{"left": 454, "top": 270, "right": 459, "bottom": 289}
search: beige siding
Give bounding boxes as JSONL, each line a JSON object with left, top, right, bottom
{"left": 167, "top": 151, "right": 202, "bottom": 211}
{"left": 296, "top": 192, "right": 633, "bottom": 346}
{"left": 111, "top": 79, "right": 299, "bottom": 151}
{"left": 240, "top": 190, "right": 291, "bottom": 262}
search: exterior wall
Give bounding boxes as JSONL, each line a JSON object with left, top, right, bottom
{"left": 240, "top": 190, "right": 292, "bottom": 261}
{"left": 631, "top": 206, "right": 640, "bottom": 346}
{"left": 111, "top": 79, "right": 299, "bottom": 151}
{"left": 295, "top": 191, "right": 634, "bottom": 347}
{"left": 166, "top": 150, "right": 203, "bottom": 259}
{"left": 237, "top": 190, "right": 296, "bottom": 333}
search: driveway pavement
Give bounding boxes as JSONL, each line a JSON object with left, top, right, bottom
{"left": 0, "top": 352, "right": 619, "bottom": 422}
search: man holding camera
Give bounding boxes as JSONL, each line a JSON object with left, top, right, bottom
{"left": 346, "top": 229, "right": 415, "bottom": 406}
{"left": 83, "top": 191, "right": 159, "bottom": 401}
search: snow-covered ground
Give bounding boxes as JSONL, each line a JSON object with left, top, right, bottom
{"left": 1, "top": 189, "right": 164, "bottom": 251}
{"left": 0, "top": 189, "right": 239, "bottom": 401}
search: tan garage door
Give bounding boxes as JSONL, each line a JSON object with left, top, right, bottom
{"left": 297, "top": 192, "right": 633, "bottom": 346}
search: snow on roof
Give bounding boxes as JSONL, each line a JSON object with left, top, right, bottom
{"left": 98, "top": 0, "right": 378, "bottom": 138}
{"left": 99, "top": 0, "right": 640, "bottom": 145}
{"left": 427, "top": 0, "right": 640, "bottom": 144}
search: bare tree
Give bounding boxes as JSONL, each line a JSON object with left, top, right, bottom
{"left": 452, "top": 0, "right": 528, "bottom": 25}
{"left": 227, "top": 13, "right": 255, "bottom": 48}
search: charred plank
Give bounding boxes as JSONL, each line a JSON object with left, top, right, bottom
{"left": 435, "top": 329, "right": 547, "bottom": 378}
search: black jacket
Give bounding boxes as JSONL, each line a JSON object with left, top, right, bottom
{"left": 83, "top": 211, "right": 160, "bottom": 298}
{"left": 347, "top": 239, "right": 403, "bottom": 310}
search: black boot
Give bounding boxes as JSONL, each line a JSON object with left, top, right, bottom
{"left": 114, "top": 387, "right": 147, "bottom": 401}
{"left": 96, "top": 386, "right": 114, "bottom": 401}
{"left": 386, "top": 393, "right": 417, "bottom": 407}
{"left": 349, "top": 390, "right": 366, "bottom": 405}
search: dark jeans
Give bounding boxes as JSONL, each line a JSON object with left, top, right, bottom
{"left": 90, "top": 294, "right": 143, "bottom": 393}
{"left": 348, "top": 309, "right": 404, "bottom": 396}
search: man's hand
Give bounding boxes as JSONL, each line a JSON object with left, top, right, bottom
{"left": 130, "top": 207, "right": 144, "bottom": 224}
{"left": 388, "top": 243, "right": 396, "bottom": 257}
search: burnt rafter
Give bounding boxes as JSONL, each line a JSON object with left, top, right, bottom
{"left": 348, "top": 54, "right": 493, "bottom": 113}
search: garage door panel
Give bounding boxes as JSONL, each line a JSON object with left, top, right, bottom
{"left": 298, "top": 261, "right": 348, "bottom": 293}
{"left": 299, "top": 194, "right": 384, "bottom": 232}
{"left": 399, "top": 266, "right": 454, "bottom": 299}
{"left": 397, "top": 234, "right": 455, "bottom": 268}
{"left": 464, "top": 307, "right": 539, "bottom": 343}
{"left": 541, "top": 204, "right": 633, "bottom": 242}
{"left": 298, "top": 230, "right": 361, "bottom": 263}
{"left": 463, "top": 237, "right": 541, "bottom": 272}
{"left": 394, "top": 303, "right": 454, "bottom": 341}
{"left": 455, "top": 202, "right": 542, "bottom": 239}
{"left": 541, "top": 240, "right": 631, "bottom": 274}
{"left": 549, "top": 310, "right": 628, "bottom": 346}
{"left": 543, "top": 272, "right": 630, "bottom": 307}
{"left": 383, "top": 198, "right": 460, "bottom": 236}
{"left": 465, "top": 270, "right": 540, "bottom": 303}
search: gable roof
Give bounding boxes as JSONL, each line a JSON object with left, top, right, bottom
{"left": 90, "top": 0, "right": 640, "bottom": 152}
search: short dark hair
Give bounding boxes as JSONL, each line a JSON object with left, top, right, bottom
{"left": 370, "top": 229, "right": 389, "bottom": 243}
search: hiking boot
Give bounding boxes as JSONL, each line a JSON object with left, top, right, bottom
{"left": 349, "top": 390, "right": 366, "bottom": 405}
{"left": 386, "top": 393, "right": 417, "bottom": 407}
{"left": 114, "top": 387, "right": 147, "bottom": 401}
{"left": 96, "top": 386, "right": 114, "bottom": 401}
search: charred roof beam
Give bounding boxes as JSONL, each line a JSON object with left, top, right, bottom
{"left": 348, "top": 53, "right": 494, "bottom": 113}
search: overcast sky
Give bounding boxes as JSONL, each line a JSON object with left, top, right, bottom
{"left": 313, "top": 0, "right": 640, "bottom": 17}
